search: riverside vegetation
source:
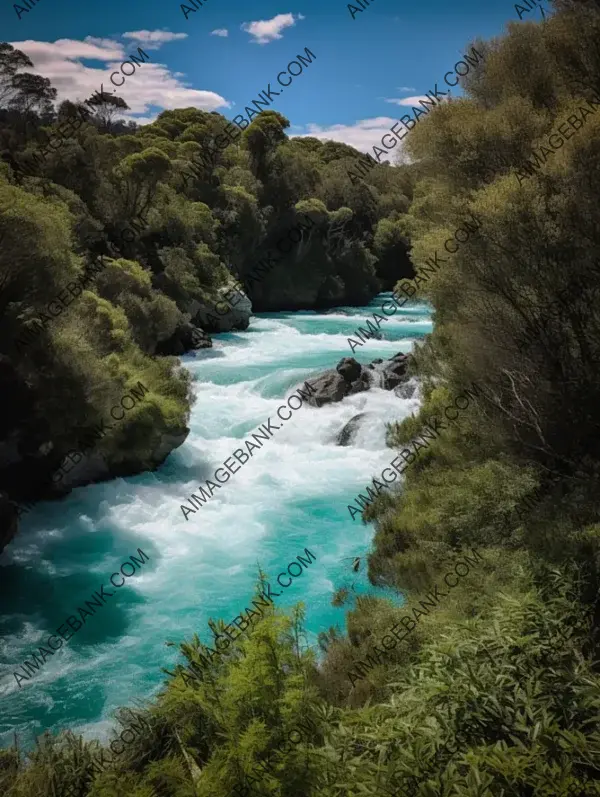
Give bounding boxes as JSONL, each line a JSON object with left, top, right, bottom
{"left": 2, "top": 0, "right": 600, "bottom": 795}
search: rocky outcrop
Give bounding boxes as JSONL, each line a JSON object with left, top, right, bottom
{"left": 304, "top": 352, "right": 412, "bottom": 408}
{"left": 190, "top": 282, "right": 252, "bottom": 332}
{"left": 0, "top": 423, "right": 190, "bottom": 555}
{"left": 0, "top": 347, "right": 191, "bottom": 554}
{"left": 157, "top": 322, "right": 212, "bottom": 356}
{"left": 50, "top": 428, "right": 190, "bottom": 492}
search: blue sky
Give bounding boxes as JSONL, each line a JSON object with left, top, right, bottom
{"left": 1, "top": 0, "right": 547, "bottom": 152}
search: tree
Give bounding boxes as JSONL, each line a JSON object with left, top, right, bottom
{"left": 9, "top": 73, "right": 56, "bottom": 117}
{"left": 0, "top": 43, "right": 34, "bottom": 107}
{"left": 85, "top": 90, "right": 129, "bottom": 132}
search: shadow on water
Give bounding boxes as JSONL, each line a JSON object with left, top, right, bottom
{"left": 147, "top": 453, "right": 214, "bottom": 487}
{"left": 0, "top": 503, "right": 159, "bottom": 652}
{"left": 0, "top": 562, "right": 146, "bottom": 647}
{"left": 214, "top": 332, "right": 255, "bottom": 344}
{"left": 11, "top": 680, "right": 110, "bottom": 741}
{"left": 187, "top": 348, "right": 226, "bottom": 360}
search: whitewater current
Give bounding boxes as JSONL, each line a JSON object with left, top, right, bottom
{"left": 0, "top": 293, "right": 431, "bottom": 749}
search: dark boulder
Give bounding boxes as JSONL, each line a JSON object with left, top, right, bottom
{"left": 304, "top": 371, "right": 352, "bottom": 407}
{"left": 336, "top": 357, "right": 362, "bottom": 383}
{"left": 381, "top": 356, "right": 409, "bottom": 390}
{"left": 348, "top": 372, "right": 371, "bottom": 395}
{"left": 390, "top": 351, "right": 412, "bottom": 366}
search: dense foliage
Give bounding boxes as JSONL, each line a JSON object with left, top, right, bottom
{"left": 3, "top": 0, "right": 600, "bottom": 794}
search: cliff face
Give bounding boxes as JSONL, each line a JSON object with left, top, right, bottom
{"left": 0, "top": 343, "right": 197, "bottom": 556}
{"left": 0, "top": 493, "right": 18, "bottom": 552}
{"left": 0, "top": 425, "right": 191, "bottom": 556}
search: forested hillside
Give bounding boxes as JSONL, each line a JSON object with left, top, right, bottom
{"left": 3, "top": 0, "right": 600, "bottom": 795}
{"left": 0, "top": 47, "right": 413, "bottom": 549}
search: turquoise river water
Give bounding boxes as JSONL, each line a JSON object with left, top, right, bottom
{"left": 0, "top": 293, "right": 431, "bottom": 749}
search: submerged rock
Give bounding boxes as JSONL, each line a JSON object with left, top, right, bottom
{"left": 395, "top": 382, "right": 417, "bottom": 399}
{"left": 336, "top": 413, "right": 367, "bottom": 446}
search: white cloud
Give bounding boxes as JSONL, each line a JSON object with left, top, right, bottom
{"left": 126, "top": 115, "right": 158, "bottom": 126}
{"left": 121, "top": 30, "right": 188, "bottom": 50}
{"left": 16, "top": 37, "right": 125, "bottom": 65}
{"left": 120, "top": 30, "right": 188, "bottom": 51}
{"left": 210, "top": 29, "right": 229, "bottom": 37}
{"left": 397, "top": 86, "right": 415, "bottom": 92}
{"left": 10, "top": 36, "right": 230, "bottom": 122}
{"left": 241, "top": 13, "right": 303, "bottom": 45}
{"left": 384, "top": 95, "right": 429, "bottom": 107}
{"left": 84, "top": 37, "right": 128, "bottom": 55}
{"left": 293, "top": 117, "right": 400, "bottom": 157}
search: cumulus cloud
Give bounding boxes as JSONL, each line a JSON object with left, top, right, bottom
{"left": 384, "top": 95, "right": 429, "bottom": 107}
{"left": 17, "top": 37, "right": 125, "bottom": 65}
{"left": 9, "top": 36, "right": 230, "bottom": 122}
{"left": 121, "top": 30, "right": 188, "bottom": 50}
{"left": 241, "top": 13, "right": 304, "bottom": 45}
{"left": 293, "top": 117, "right": 401, "bottom": 156}
{"left": 125, "top": 115, "right": 157, "bottom": 126}
{"left": 210, "top": 29, "right": 229, "bottom": 37}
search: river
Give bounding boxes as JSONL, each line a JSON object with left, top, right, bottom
{"left": 0, "top": 293, "right": 431, "bottom": 749}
